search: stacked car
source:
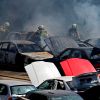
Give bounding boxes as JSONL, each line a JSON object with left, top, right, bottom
{"left": 1, "top": 34, "right": 100, "bottom": 100}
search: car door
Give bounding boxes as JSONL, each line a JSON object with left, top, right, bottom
{"left": 6, "top": 42, "right": 18, "bottom": 65}
{"left": 0, "top": 42, "right": 9, "bottom": 64}
{"left": 0, "top": 84, "right": 9, "bottom": 100}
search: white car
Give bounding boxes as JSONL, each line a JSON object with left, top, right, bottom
{"left": 0, "top": 80, "right": 36, "bottom": 100}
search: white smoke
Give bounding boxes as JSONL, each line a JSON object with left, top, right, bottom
{"left": 0, "top": 0, "right": 100, "bottom": 40}
{"left": 23, "top": 0, "right": 76, "bottom": 36}
{"left": 74, "top": 0, "right": 100, "bottom": 39}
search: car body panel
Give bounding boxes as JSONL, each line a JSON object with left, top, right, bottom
{"left": 72, "top": 72, "right": 100, "bottom": 91}
{"left": 60, "top": 58, "right": 96, "bottom": 76}
{"left": 21, "top": 52, "right": 53, "bottom": 60}
{"left": 25, "top": 61, "right": 61, "bottom": 87}
{"left": 24, "top": 90, "right": 83, "bottom": 100}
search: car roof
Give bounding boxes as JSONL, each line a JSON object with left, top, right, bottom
{"left": 57, "top": 47, "right": 93, "bottom": 56}
{"left": 0, "top": 80, "right": 32, "bottom": 86}
{"left": 28, "top": 90, "right": 77, "bottom": 97}
{"left": 48, "top": 76, "right": 73, "bottom": 82}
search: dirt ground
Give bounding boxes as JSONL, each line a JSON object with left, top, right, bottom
{"left": 0, "top": 69, "right": 30, "bottom": 82}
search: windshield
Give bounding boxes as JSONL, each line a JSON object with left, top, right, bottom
{"left": 50, "top": 94, "right": 83, "bottom": 100}
{"left": 82, "top": 48, "right": 93, "bottom": 58}
{"left": 37, "top": 80, "right": 55, "bottom": 90}
{"left": 17, "top": 44, "right": 43, "bottom": 52}
{"left": 11, "top": 85, "right": 36, "bottom": 95}
{"left": 79, "top": 48, "right": 100, "bottom": 60}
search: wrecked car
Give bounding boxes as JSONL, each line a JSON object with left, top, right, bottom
{"left": 0, "top": 40, "right": 53, "bottom": 70}
{"left": 37, "top": 72, "right": 100, "bottom": 93}
{"left": 60, "top": 58, "right": 96, "bottom": 76}
{"left": 0, "top": 80, "right": 36, "bottom": 100}
{"left": 23, "top": 90, "right": 83, "bottom": 100}
{"left": 44, "top": 36, "right": 98, "bottom": 75}
{"left": 72, "top": 72, "right": 100, "bottom": 92}
{"left": 37, "top": 76, "right": 73, "bottom": 90}
{"left": 45, "top": 47, "right": 100, "bottom": 71}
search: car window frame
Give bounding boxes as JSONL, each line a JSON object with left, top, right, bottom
{"left": 0, "top": 42, "right": 9, "bottom": 51}
{"left": 0, "top": 84, "right": 8, "bottom": 95}
{"left": 8, "top": 42, "right": 18, "bottom": 53}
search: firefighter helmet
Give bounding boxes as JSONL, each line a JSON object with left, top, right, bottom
{"left": 38, "top": 25, "right": 44, "bottom": 30}
{"left": 72, "top": 24, "right": 77, "bottom": 29}
{"left": 4, "top": 22, "right": 10, "bottom": 27}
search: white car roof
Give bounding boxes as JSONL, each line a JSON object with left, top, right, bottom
{"left": 47, "top": 76, "right": 74, "bottom": 82}
{"left": 49, "top": 76, "right": 74, "bottom": 82}
{"left": 0, "top": 80, "right": 32, "bottom": 86}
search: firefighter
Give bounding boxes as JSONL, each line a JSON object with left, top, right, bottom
{"left": 36, "top": 25, "right": 48, "bottom": 38}
{"left": 68, "top": 24, "right": 80, "bottom": 41}
{"left": 34, "top": 25, "right": 48, "bottom": 48}
{"left": 0, "top": 22, "right": 10, "bottom": 32}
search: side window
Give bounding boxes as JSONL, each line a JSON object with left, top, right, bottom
{"left": 38, "top": 80, "right": 55, "bottom": 89}
{"left": 9, "top": 43, "right": 17, "bottom": 52}
{"left": 57, "top": 80, "right": 65, "bottom": 90}
{"left": 0, "top": 84, "right": 8, "bottom": 95}
{"left": 60, "top": 50, "right": 71, "bottom": 59}
{"left": 71, "top": 50, "right": 82, "bottom": 58}
{"left": 1, "top": 43, "right": 9, "bottom": 50}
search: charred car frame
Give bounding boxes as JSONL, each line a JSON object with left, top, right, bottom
{"left": 0, "top": 40, "right": 53, "bottom": 70}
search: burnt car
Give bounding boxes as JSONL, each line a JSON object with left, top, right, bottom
{"left": 0, "top": 40, "right": 53, "bottom": 70}
{"left": 45, "top": 47, "right": 100, "bottom": 71}
{"left": 20, "top": 90, "right": 83, "bottom": 100}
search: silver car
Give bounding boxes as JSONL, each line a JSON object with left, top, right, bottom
{"left": 0, "top": 80, "right": 36, "bottom": 100}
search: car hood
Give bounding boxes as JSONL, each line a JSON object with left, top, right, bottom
{"left": 21, "top": 52, "right": 53, "bottom": 60}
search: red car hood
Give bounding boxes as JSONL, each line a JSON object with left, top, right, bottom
{"left": 60, "top": 58, "right": 96, "bottom": 76}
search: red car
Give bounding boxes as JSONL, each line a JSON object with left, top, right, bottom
{"left": 60, "top": 58, "right": 96, "bottom": 76}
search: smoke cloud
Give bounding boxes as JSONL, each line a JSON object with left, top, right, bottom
{"left": 74, "top": 0, "right": 100, "bottom": 39}
{"left": 0, "top": 0, "right": 100, "bottom": 40}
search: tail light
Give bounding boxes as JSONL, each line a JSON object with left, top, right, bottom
{"left": 8, "top": 96, "right": 12, "bottom": 100}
